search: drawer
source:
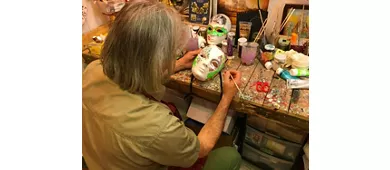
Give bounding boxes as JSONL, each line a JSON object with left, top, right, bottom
{"left": 240, "top": 159, "right": 263, "bottom": 170}
{"left": 247, "top": 114, "right": 308, "bottom": 144}
{"left": 242, "top": 143, "right": 294, "bottom": 170}
{"left": 245, "top": 125, "right": 301, "bottom": 161}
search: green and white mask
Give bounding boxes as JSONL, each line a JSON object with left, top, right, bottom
{"left": 206, "top": 14, "right": 231, "bottom": 45}
{"left": 192, "top": 45, "right": 226, "bottom": 81}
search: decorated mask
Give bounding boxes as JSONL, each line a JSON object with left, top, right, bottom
{"left": 192, "top": 45, "right": 226, "bottom": 81}
{"left": 207, "top": 14, "right": 231, "bottom": 45}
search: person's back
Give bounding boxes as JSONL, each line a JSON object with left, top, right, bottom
{"left": 83, "top": 61, "right": 199, "bottom": 170}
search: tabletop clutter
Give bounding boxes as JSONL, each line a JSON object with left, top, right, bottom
{"left": 85, "top": 12, "right": 309, "bottom": 94}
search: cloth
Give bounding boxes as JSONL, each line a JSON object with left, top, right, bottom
{"left": 82, "top": 60, "right": 200, "bottom": 170}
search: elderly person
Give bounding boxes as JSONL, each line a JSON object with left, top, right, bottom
{"left": 82, "top": 1, "right": 242, "bottom": 170}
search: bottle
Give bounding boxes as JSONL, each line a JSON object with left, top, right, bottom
{"left": 227, "top": 32, "right": 234, "bottom": 58}
{"left": 221, "top": 40, "right": 228, "bottom": 55}
{"left": 228, "top": 32, "right": 236, "bottom": 46}
{"left": 237, "top": 38, "right": 247, "bottom": 58}
{"left": 199, "top": 27, "right": 207, "bottom": 40}
{"left": 289, "top": 69, "right": 309, "bottom": 77}
{"left": 276, "top": 68, "right": 299, "bottom": 80}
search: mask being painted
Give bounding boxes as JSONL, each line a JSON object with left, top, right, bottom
{"left": 192, "top": 45, "right": 226, "bottom": 81}
{"left": 207, "top": 14, "right": 232, "bottom": 45}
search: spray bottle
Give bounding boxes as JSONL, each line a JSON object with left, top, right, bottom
{"left": 276, "top": 68, "right": 299, "bottom": 80}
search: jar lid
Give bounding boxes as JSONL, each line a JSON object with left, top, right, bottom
{"left": 265, "top": 44, "right": 275, "bottom": 51}
{"left": 200, "top": 27, "right": 207, "bottom": 31}
{"left": 228, "top": 32, "right": 235, "bottom": 37}
{"left": 238, "top": 37, "right": 247, "bottom": 43}
{"left": 192, "top": 25, "right": 200, "bottom": 30}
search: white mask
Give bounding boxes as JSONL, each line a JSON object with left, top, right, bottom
{"left": 192, "top": 45, "right": 226, "bottom": 81}
{"left": 206, "top": 14, "right": 232, "bottom": 45}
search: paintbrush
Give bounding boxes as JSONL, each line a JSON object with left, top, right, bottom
{"left": 230, "top": 74, "right": 243, "bottom": 97}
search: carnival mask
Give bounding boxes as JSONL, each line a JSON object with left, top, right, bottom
{"left": 192, "top": 45, "right": 226, "bottom": 81}
{"left": 207, "top": 14, "right": 231, "bottom": 45}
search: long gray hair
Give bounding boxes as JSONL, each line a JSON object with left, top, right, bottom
{"left": 101, "top": 0, "right": 188, "bottom": 93}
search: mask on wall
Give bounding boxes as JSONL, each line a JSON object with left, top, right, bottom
{"left": 192, "top": 45, "right": 226, "bottom": 81}
{"left": 207, "top": 14, "right": 231, "bottom": 45}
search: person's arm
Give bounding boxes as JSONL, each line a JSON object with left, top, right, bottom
{"left": 197, "top": 70, "right": 242, "bottom": 158}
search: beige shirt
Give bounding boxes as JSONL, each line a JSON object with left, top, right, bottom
{"left": 82, "top": 60, "right": 200, "bottom": 170}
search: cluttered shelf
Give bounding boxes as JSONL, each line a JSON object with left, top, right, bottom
{"left": 82, "top": 24, "right": 309, "bottom": 131}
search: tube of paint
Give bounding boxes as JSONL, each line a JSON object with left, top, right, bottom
{"left": 287, "top": 79, "right": 309, "bottom": 89}
{"left": 289, "top": 68, "right": 309, "bottom": 77}
{"left": 276, "top": 68, "right": 299, "bottom": 80}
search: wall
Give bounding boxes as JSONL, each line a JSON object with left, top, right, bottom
{"left": 82, "top": 0, "right": 109, "bottom": 34}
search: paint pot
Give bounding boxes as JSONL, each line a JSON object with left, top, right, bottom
{"left": 238, "top": 38, "right": 248, "bottom": 58}
{"left": 278, "top": 38, "right": 290, "bottom": 51}
{"left": 261, "top": 44, "right": 275, "bottom": 62}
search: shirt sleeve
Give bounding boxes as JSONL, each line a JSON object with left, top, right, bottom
{"left": 142, "top": 114, "right": 200, "bottom": 168}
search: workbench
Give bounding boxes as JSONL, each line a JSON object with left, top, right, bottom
{"left": 82, "top": 24, "right": 309, "bottom": 138}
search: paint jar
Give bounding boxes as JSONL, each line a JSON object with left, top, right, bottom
{"left": 238, "top": 38, "right": 247, "bottom": 58}
{"left": 221, "top": 40, "right": 228, "bottom": 55}
{"left": 278, "top": 38, "right": 290, "bottom": 51}
{"left": 241, "top": 42, "right": 259, "bottom": 65}
{"left": 186, "top": 37, "right": 199, "bottom": 51}
{"left": 199, "top": 27, "right": 207, "bottom": 40}
{"left": 261, "top": 44, "right": 275, "bottom": 62}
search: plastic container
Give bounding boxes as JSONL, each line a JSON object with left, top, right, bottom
{"left": 247, "top": 115, "right": 308, "bottom": 144}
{"left": 242, "top": 143, "right": 294, "bottom": 170}
{"left": 241, "top": 42, "right": 259, "bottom": 65}
{"left": 245, "top": 125, "right": 302, "bottom": 161}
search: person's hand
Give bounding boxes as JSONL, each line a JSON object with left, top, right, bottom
{"left": 222, "top": 70, "right": 242, "bottom": 99}
{"left": 175, "top": 49, "right": 202, "bottom": 72}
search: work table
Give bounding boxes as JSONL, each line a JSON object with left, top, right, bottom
{"left": 82, "top": 24, "right": 309, "bottom": 132}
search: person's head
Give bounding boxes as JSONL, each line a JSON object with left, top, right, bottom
{"left": 101, "top": 0, "right": 188, "bottom": 93}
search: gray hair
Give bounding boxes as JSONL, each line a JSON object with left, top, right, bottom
{"left": 101, "top": 0, "right": 188, "bottom": 93}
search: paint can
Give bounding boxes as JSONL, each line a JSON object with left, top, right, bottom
{"left": 278, "top": 38, "right": 290, "bottom": 51}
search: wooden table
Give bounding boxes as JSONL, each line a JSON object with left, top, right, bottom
{"left": 82, "top": 24, "right": 309, "bottom": 132}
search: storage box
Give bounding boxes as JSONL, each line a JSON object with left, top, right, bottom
{"left": 240, "top": 159, "right": 262, "bottom": 170}
{"left": 187, "top": 96, "right": 236, "bottom": 134}
{"left": 247, "top": 114, "right": 308, "bottom": 144}
{"left": 242, "top": 143, "right": 294, "bottom": 170}
{"left": 245, "top": 125, "right": 301, "bottom": 161}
